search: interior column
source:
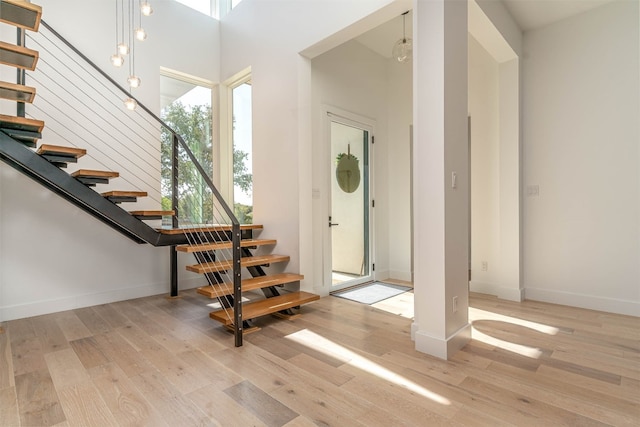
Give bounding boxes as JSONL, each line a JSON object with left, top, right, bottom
{"left": 411, "top": 0, "right": 471, "bottom": 359}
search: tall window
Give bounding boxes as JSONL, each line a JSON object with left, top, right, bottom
{"left": 160, "top": 73, "right": 213, "bottom": 224}
{"left": 231, "top": 80, "right": 252, "bottom": 223}
{"left": 173, "top": 0, "right": 242, "bottom": 18}
{"left": 175, "top": 0, "right": 212, "bottom": 16}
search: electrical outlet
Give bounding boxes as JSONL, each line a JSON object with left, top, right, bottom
{"left": 453, "top": 296, "right": 458, "bottom": 313}
{"left": 482, "top": 261, "right": 488, "bottom": 271}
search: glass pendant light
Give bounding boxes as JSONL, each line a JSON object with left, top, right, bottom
{"left": 127, "top": 75, "right": 141, "bottom": 88}
{"left": 117, "top": 42, "right": 129, "bottom": 55}
{"left": 135, "top": 27, "right": 147, "bottom": 41}
{"left": 110, "top": 53, "right": 124, "bottom": 67}
{"left": 124, "top": 97, "right": 138, "bottom": 110}
{"left": 140, "top": 1, "right": 153, "bottom": 16}
{"left": 392, "top": 11, "right": 412, "bottom": 63}
{"left": 112, "top": 0, "right": 127, "bottom": 67}
{"left": 116, "top": 0, "right": 153, "bottom": 111}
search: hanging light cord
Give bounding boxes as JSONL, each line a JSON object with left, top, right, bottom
{"left": 129, "top": 0, "right": 134, "bottom": 79}
{"left": 120, "top": 0, "right": 125, "bottom": 48}
{"left": 402, "top": 11, "right": 408, "bottom": 43}
{"left": 114, "top": 0, "right": 118, "bottom": 49}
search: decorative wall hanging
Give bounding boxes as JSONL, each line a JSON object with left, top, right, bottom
{"left": 335, "top": 144, "right": 360, "bottom": 193}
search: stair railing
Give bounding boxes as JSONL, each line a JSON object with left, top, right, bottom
{"left": 25, "top": 20, "right": 243, "bottom": 346}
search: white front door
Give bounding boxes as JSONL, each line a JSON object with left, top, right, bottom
{"left": 325, "top": 112, "right": 373, "bottom": 291}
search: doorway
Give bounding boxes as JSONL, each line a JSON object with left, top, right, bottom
{"left": 326, "top": 113, "right": 373, "bottom": 290}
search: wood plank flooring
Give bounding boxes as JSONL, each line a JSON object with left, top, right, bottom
{"left": 0, "top": 290, "right": 638, "bottom": 426}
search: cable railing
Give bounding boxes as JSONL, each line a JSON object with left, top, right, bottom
{"left": 23, "top": 20, "right": 243, "bottom": 346}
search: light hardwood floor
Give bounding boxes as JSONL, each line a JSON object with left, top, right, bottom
{"left": 0, "top": 290, "right": 638, "bottom": 426}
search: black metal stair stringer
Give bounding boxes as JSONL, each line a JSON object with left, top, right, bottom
{"left": 0, "top": 132, "right": 187, "bottom": 246}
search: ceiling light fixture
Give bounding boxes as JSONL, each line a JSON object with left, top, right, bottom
{"left": 124, "top": 97, "right": 138, "bottom": 110}
{"left": 110, "top": 53, "right": 124, "bottom": 67}
{"left": 111, "top": 0, "right": 152, "bottom": 110}
{"left": 392, "top": 11, "right": 412, "bottom": 63}
{"left": 127, "top": 75, "right": 141, "bottom": 88}
{"left": 140, "top": 1, "right": 153, "bottom": 16}
{"left": 135, "top": 27, "right": 147, "bottom": 41}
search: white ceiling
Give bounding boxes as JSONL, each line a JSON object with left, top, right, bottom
{"left": 355, "top": 0, "right": 615, "bottom": 58}
{"left": 502, "top": 0, "right": 615, "bottom": 32}
{"left": 355, "top": 10, "right": 413, "bottom": 59}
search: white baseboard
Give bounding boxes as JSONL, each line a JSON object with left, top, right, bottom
{"left": 388, "top": 270, "right": 412, "bottom": 283}
{"left": 525, "top": 287, "right": 640, "bottom": 317}
{"left": 374, "top": 269, "right": 390, "bottom": 282}
{"left": 470, "top": 281, "right": 524, "bottom": 302}
{"left": 412, "top": 322, "right": 472, "bottom": 360}
{"left": 0, "top": 276, "right": 205, "bottom": 322}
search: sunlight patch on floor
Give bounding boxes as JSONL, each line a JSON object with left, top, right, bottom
{"left": 468, "top": 306, "right": 559, "bottom": 359}
{"left": 371, "top": 291, "right": 414, "bottom": 319}
{"left": 471, "top": 327, "right": 543, "bottom": 358}
{"left": 469, "top": 307, "right": 560, "bottom": 335}
{"left": 285, "top": 328, "right": 451, "bottom": 405}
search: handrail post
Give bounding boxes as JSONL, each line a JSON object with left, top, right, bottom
{"left": 232, "top": 223, "right": 242, "bottom": 346}
{"left": 170, "top": 133, "right": 179, "bottom": 297}
{"left": 16, "top": 28, "right": 25, "bottom": 117}
{"left": 171, "top": 133, "right": 179, "bottom": 228}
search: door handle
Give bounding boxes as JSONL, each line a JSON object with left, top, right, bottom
{"left": 329, "top": 216, "right": 339, "bottom": 227}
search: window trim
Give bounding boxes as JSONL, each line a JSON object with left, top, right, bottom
{"left": 220, "top": 67, "right": 252, "bottom": 207}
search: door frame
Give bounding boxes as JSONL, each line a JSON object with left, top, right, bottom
{"left": 322, "top": 106, "right": 375, "bottom": 291}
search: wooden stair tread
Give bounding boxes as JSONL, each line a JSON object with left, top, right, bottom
{"left": 0, "top": 114, "right": 43, "bottom": 133}
{"left": 0, "top": 41, "right": 38, "bottom": 70}
{"left": 158, "top": 224, "right": 263, "bottom": 235}
{"left": 0, "top": 80, "right": 36, "bottom": 103}
{"left": 36, "top": 144, "right": 86, "bottom": 158}
{"left": 197, "top": 273, "right": 304, "bottom": 298}
{"left": 101, "top": 191, "right": 147, "bottom": 197}
{"left": 209, "top": 291, "right": 320, "bottom": 325}
{"left": 129, "top": 210, "right": 175, "bottom": 216}
{"left": 186, "top": 254, "right": 290, "bottom": 274}
{"left": 0, "top": 0, "right": 42, "bottom": 31}
{"left": 176, "top": 238, "right": 277, "bottom": 253}
{"left": 71, "top": 169, "right": 119, "bottom": 179}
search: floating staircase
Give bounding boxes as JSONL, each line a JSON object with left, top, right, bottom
{"left": 0, "top": 1, "right": 162, "bottom": 227}
{"left": 0, "top": 0, "right": 319, "bottom": 344}
{"left": 164, "top": 225, "right": 319, "bottom": 332}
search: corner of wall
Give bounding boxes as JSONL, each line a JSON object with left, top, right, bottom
{"left": 413, "top": 322, "right": 472, "bottom": 360}
{"left": 470, "top": 280, "right": 523, "bottom": 302}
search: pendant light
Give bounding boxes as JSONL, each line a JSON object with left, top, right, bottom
{"left": 125, "top": 0, "right": 140, "bottom": 109}
{"left": 392, "top": 11, "right": 412, "bottom": 63}
{"left": 124, "top": 97, "right": 138, "bottom": 110}
{"left": 140, "top": 1, "right": 153, "bottom": 16}
{"left": 135, "top": 0, "right": 148, "bottom": 41}
{"left": 111, "top": 0, "right": 153, "bottom": 110}
{"left": 111, "top": 0, "right": 125, "bottom": 67}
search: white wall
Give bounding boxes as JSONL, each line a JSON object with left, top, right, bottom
{"left": 311, "top": 39, "right": 389, "bottom": 290}
{"left": 0, "top": 0, "right": 220, "bottom": 321}
{"left": 523, "top": 0, "right": 640, "bottom": 315}
{"left": 387, "top": 56, "right": 413, "bottom": 282}
{"left": 219, "top": 0, "right": 406, "bottom": 294}
{"left": 468, "top": 34, "right": 500, "bottom": 289}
